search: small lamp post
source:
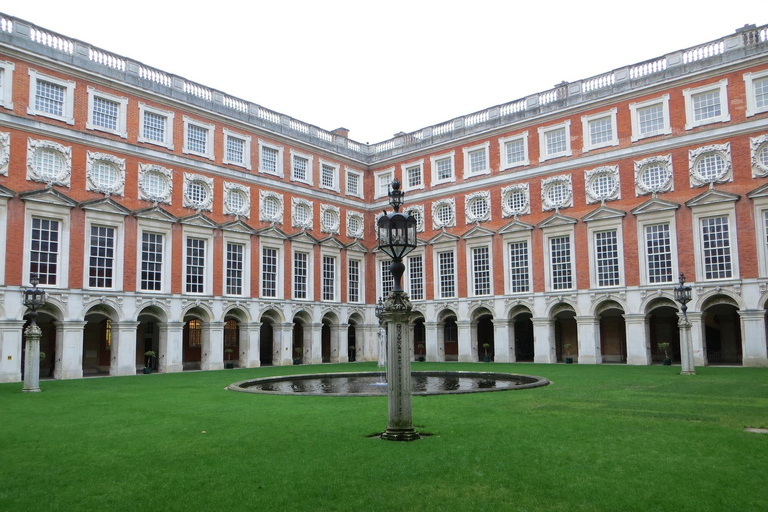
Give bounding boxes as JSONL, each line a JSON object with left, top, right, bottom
{"left": 22, "top": 273, "right": 46, "bottom": 392}
{"left": 377, "top": 180, "right": 419, "bottom": 441}
{"left": 374, "top": 297, "right": 387, "bottom": 368}
{"left": 674, "top": 272, "right": 695, "bottom": 375}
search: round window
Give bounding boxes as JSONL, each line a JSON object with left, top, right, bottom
{"left": 295, "top": 204, "right": 310, "bottom": 225}
{"left": 436, "top": 204, "right": 453, "bottom": 226}
{"left": 349, "top": 216, "right": 362, "bottom": 237}
{"left": 546, "top": 182, "right": 569, "bottom": 207}
{"left": 640, "top": 163, "right": 671, "bottom": 192}
{"left": 187, "top": 181, "right": 208, "bottom": 206}
{"left": 91, "top": 161, "right": 119, "bottom": 190}
{"left": 695, "top": 152, "right": 726, "bottom": 182}
{"left": 227, "top": 189, "right": 246, "bottom": 214}
{"left": 264, "top": 197, "right": 280, "bottom": 219}
{"left": 759, "top": 144, "right": 768, "bottom": 169}
{"left": 408, "top": 208, "right": 423, "bottom": 230}
{"left": 34, "top": 149, "right": 64, "bottom": 180}
{"left": 469, "top": 198, "right": 489, "bottom": 220}
{"left": 323, "top": 209, "right": 338, "bottom": 230}
{"left": 143, "top": 171, "right": 168, "bottom": 198}
{"left": 506, "top": 189, "right": 527, "bottom": 213}
{"left": 590, "top": 172, "right": 617, "bottom": 200}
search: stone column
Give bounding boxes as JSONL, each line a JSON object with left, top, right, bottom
{"left": 377, "top": 324, "right": 387, "bottom": 367}
{"left": 688, "top": 312, "right": 706, "bottom": 366}
{"left": 576, "top": 316, "right": 601, "bottom": 365}
{"left": 201, "top": 321, "right": 225, "bottom": 371}
{"left": 302, "top": 323, "right": 313, "bottom": 363}
{"left": 532, "top": 318, "right": 556, "bottom": 364}
{"left": 54, "top": 320, "right": 87, "bottom": 380}
{"left": 457, "top": 320, "right": 473, "bottom": 362}
{"left": 740, "top": 310, "right": 768, "bottom": 367}
{"left": 278, "top": 323, "right": 294, "bottom": 366}
{"left": 111, "top": 321, "right": 140, "bottom": 376}
{"left": 159, "top": 321, "right": 184, "bottom": 373}
{"left": 436, "top": 322, "right": 446, "bottom": 361}
{"left": 22, "top": 321, "right": 42, "bottom": 392}
{"left": 311, "top": 323, "right": 323, "bottom": 364}
{"left": 679, "top": 313, "right": 695, "bottom": 375}
{"left": 338, "top": 322, "right": 349, "bottom": 363}
{"left": 624, "top": 314, "right": 651, "bottom": 365}
{"left": 493, "top": 319, "right": 513, "bottom": 363}
{"left": 0, "top": 321, "right": 25, "bottom": 383}
{"left": 239, "top": 321, "right": 261, "bottom": 368}
{"left": 424, "top": 321, "right": 439, "bottom": 362}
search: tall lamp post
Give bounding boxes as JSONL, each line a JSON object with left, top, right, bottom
{"left": 377, "top": 179, "right": 419, "bottom": 441}
{"left": 674, "top": 272, "right": 695, "bottom": 376}
{"left": 22, "top": 273, "right": 46, "bottom": 392}
{"left": 374, "top": 297, "right": 386, "bottom": 368}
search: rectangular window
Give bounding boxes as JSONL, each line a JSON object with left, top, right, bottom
{"left": 638, "top": 103, "right": 665, "bottom": 136}
{"left": 756, "top": 77, "right": 768, "bottom": 109}
{"left": 505, "top": 138, "right": 526, "bottom": 166}
{"left": 92, "top": 96, "right": 119, "bottom": 131}
{"left": 262, "top": 247, "right": 278, "bottom": 298}
{"left": 321, "top": 164, "right": 336, "bottom": 189}
{"left": 293, "top": 156, "right": 308, "bottom": 182}
{"left": 30, "top": 218, "right": 59, "bottom": 286}
{"left": 589, "top": 116, "right": 613, "bottom": 146}
{"left": 468, "top": 149, "right": 486, "bottom": 174}
{"left": 508, "top": 241, "right": 530, "bottom": 293}
{"left": 406, "top": 165, "right": 422, "bottom": 188}
{"left": 348, "top": 259, "right": 360, "bottom": 303}
{"left": 35, "top": 80, "right": 65, "bottom": 117}
{"left": 381, "top": 260, "right": 393, "bottom": 298}
{"left": 187, "top": 124, "right": 208, "bottom": 154}
{"left": 409, "top": 255, "right": 424, "bottom": 301}
{"left": 377, "top": 172, "right": 393, "bottom": 197}
{"left": 185, "top": 238, "right": 206, "bottom": 294}
{"left": 438, "top": 251, "right": 455, "bottom": 298}
{"left": 143, "top": 111, "right": 166, "bottom": 143}
{"left": 693, "top": 90, "right": 721, "bottom": 122}
{"left": 261, "top": 146, "right": 278, "bottom": 174}
{"left": 436, "top": 157, "right": 453, "bottom": 181}
{"left": 322, "top": 255, "right": 335, "bottom": 301}
{"left": 226, "top": 136, "right": 245, "bottom": 165}
{"left": 550, "top": 236, "right": 573, "bottom": 290}
{"left": 595, "top": 229, "right": 620, "bottom": 287}
{"left": 546, "top": 128, "right": 567, "bottom": 155}
{"left": 472, "top": 246, "right": 491, "bottom": 296}
{"left": 645, "top": 224, "right": 673, "bottom": 284}
{"left": 226, "top": 242, "right": 244, "bottom": 295}
{"left": 89, "top": 225, "right": 115, "bottom": 288}
{"left": 293, "top": 252, "right": 308, "bottom": 299}
{"left": 140, "top": 232, "right": 163, "bottom": 291}
{"left": 347, "top": 172, "right": 360, "bottom": 196}
{"left": 701, "top": 216, "right": 732, "bottom": 280}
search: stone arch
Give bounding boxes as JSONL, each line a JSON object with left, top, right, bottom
{"left": 180, "top": 303, "right": 214, "bottom": 323}
{"left": 590, "top": 296, "right": 629, "bottom": 317}
{"left": 594, "top": 300, "right": 627, "bottom": 364}
{"left": 643, "top": 296, "right": 678, "bottom": 315}
{"left": 508, "top": 305, "right": 534, "bottom": 362}
{"left": 701, "top": 293, "right": 742, "bottom": 365}
{"left": 82, "top": 303, "right": 120, "bottom": 375}
{"left": 645, "top": 298, "right": 681, "bottom": 364}
{"left": 135, "top": 304, "right": 166, "bottom": 373}
{"left": 221, "top": 305, "right": 251, "bottom": 324}
{"left": 18, "top": 297, "right": 66, "bottom": 322}
{"left": 258, "top": 309, "right": 282, "bottom": 366}
{"left": 506, "top": 304, "right": 533, "bottom": 320}
{"left": 259, "top": 308, "right": 284, "bottom": 324}
{"left": 546, "top": 299, "right": 580, "bottom": 318}
{"left": 134, "top": 302, "right": 169, "bottom": 323}
{"left": 471, "top": 306, "right": 494, "bottom": 362}
{"left": 410, "top": 312, "right": 426, "bottom": 361}
{"left": 468, "top": 304, "right": 495, "bottom": 321}
{"left": 321, "top": 311, "right": 340, "bottom": 363}
{"left": 22, "top": 301, "right": 64, "bottom": 380}
{"left": 437, "top": 308, "right": 458, "bottom": 361}
{"left": 222, "top": 307, "right": 250, "bottom": 369}
{"left": 550, "top": 302, "right": 578, "bottom": 362}
{"left": 292, "top": 310, "right": 313, "bottom": 364}
{"left": 695, "top": 288, "right": 744, "bottom": 312}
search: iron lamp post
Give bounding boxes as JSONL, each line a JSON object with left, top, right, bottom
{"left": 377, "top": 180, "right": 419, "bottom": 441}
{"left": 674, "top": 272, "right": 696, "bottom": 375}
{"left": 22, "top": 273, "right": 46, "bottom": 392}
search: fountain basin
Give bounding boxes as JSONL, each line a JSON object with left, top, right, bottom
{"left": 227, "top": 371, "right": 549, "bottom": 396}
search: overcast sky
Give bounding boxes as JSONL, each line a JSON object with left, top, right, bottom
{"left": 4, "top": 1, "right": 765, "bottom": 143}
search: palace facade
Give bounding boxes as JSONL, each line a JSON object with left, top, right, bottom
{"left": 1, "top": 14, "right": 767, "bottom": 383}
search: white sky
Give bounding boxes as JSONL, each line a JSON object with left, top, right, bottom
{"left": 3, "top": 0, "right": 765, "bottom": 143}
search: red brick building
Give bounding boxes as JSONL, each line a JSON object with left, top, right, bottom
{"left": 0, "top": 14, "right": 767, "bottom": 382}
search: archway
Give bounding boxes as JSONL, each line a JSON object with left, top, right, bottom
{"left": 511, "top": 307, "right": 534, "bottom": 362}
{"left": 259, "top": 310, "right": 280, "bottom": 366}
{"left": 21, "top": 303, "right": 62, "bottom": 380}
{"left": 223, "top": 319, "right": 239, "bottom": 368}
{"left": 182, "top": 306, "right": 210, "bottom": 371}
{"left": 292, "top": 311, "right": 311, "bottom": 364}
{"left": 553, "top": 306, "right": 577, "bottom": 362}
{"left": 348, "top": 312, "right": 364, "bottom": 362}
{"left": 597, "top": 302, "right": 627, "bottom": 364}
{"left": 347, "top": 323, "right": 357, "bottom": 362}
{"left": 136, "top": 305, "right": 166, "bottom": 373}
{"left": 83, "top": 304, "right": 119, "bottom": 376}
{"left": 441, "top": 311, "right": 458, "bottom": 361}
{"left": 321, "top": 312, "right": 340, "bottom": 363}
{"left": 412, "top": 315, "right": 426, "bottom": 361}
{"left": 647, "top": 300, "right": 680, "bottom": 364}
{"left": 702, "top": 296, "right": 742, "bottom": 365}
{"left": 474, "top": 309, "right": 494, "bottom": 362}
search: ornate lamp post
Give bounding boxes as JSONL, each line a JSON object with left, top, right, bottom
{"left": 674, "top": 272, "right": 695, "bottom": 375}
{"left": 377, "top": 179, "right": 419, "bottom": 441}
{"left": 374, "top": 297, "right": 386, "bottom": 367}
{"left": 22, "top": 273, "right": 46, "bottom": 392}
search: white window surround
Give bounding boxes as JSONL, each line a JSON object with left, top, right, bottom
{"left": 260, "top": 239, "right": 284, "bottom": 300}
{"left": 581, "top": 108, "right": 618, "bottom": 152}
{"left": 501, "top": 184, "right": 531, "bottom": 218}
{"left": 259, "top": 190, "right": 284, "bottom": 224}
{"left": 27, "top": 68, "right": 75, "bottom": 125}
{"left": 538, "top": 120, "right": 572, "bottom": 162}
{"left": 374, "top": 167, "right": 395, "bottom": 199}
{"left": 319, "top": 160, "right": 341, "bottom": 192}
{"left": 682, "top": 79, "right": 731, "bottom": 130}
{"left": 258, "top": 139, "right": 284, "bottom": 178}
{"left": 222, "top": 231, "right": 251, "bottom": 297}
{"left": 138, "top": 102, "right": 174, "bottom": 150}
{"left": 0, "top": 61, "right": 14, "bottom": 110}
{"left": 432, "top": 244, "right": 458, "bottom": 299}
{"left": 0, "top": 197, "right": 8, "bottom": 285}
{"left": 86, "top": 86, "right": 128, "bottom": 138}
{"left": 0, "top": 132, "right": 8, "bottom": 176}
{"left": 320, "top": 204, "right": 341, "bottom": 235}
{"left": 182, "top": 116, "right": 215, "bottom": 160}
{"left": 320, "top": 248, "right": 341, "bottom": 303}
{"left": 26, "top": 137, "right": 72, "bottom": 188}
{"left": 135, "top": 220, "right": 173, "bottom": 294}
{"left": 222, "top": 128, "right": 252, "bottom": 170}
{"left": 347, "top": 257, "right": 365, "bottom": 304}
{"left": 182, "top": 226, "right": 214, "bottom": 295}
{"left": 430, "top": 151, "right": 456, "bottom": 186}
{"left": 465, "top": 191, "right": 492, "bottom": 224}
{"left": 585, "top": 218, "right": 625, "bottom": 289}
{"left": 634, "top": 209, "right": 679, "bottom": 287}
{"left": 498, "top": 132, "right": 529, "bottom": 170}
{"left": 690, "top": 202, "right": 739, "bottom": 282}
{"left": 629, "top": 94, "right": 671, "bottom": 142}
{"left": 744, "top": 69, "right": 768, "bottom": 118}
{"left": 291, "top": 241, "right": 314, "bottom": 301}
{"left": 751, "top": 134, "right": 768, "bottom": 178}
{"left": 404, "top": 249, "right": 425, "bottom": 300}
{"left": 401, "top": 159, "right": 425, "bottom": 191}
{"left": 346, "top": 211, "right": 365, "bottom": 239}
{"left": 465, "top": 239, "right": 494, "bottom": 297}
{"left": 223, "top": 182, "right": 251, "bottom": 219}
{"left": 462, "top": 141, "right": 491, "bottom": 179}
{"left": 290, "top": 150, "right": 314, "bottom": 185}
{"left": 501, "top": 230, "right": 533, "bottom": 295}
{"left": 432, "top": 198, "right": 457, "bottom": 230}
{"left": 182, "top": 172, "right": 214, "bottom": 212}
{"left": 86, "top": 151, "right": 126, "bottom": 197}
{"left": 542, "top": 224, "right": 576, "bottom": 292}
{"left": 22, "top": 202, "right": 71, "bottom": 289}
{"left": 751, "top": 196, "right": 768, "bottom": 278}
{"left": 345, "top": 167, "right": 363, "bottom": 198}
{"left": 291, "top": 197, "right": 314, "bottom": 230}
{"left": 82, "top": 212, "right": 125, "bottom": 292}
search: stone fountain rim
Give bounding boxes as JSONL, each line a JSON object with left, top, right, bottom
{"left": 227, "top": 370, "right": 550, "bottom": 397}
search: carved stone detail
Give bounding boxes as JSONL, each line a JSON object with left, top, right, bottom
{"left": 689, "top": 143, "right": 732, "bottom": 188}
{"left": 138, "top": 163, "right": 173, "bottom": 204}
{"left": 320, "top": 204, "right": 341, "bottom": 235}
{"left": 432, "top": 197, "right": 456, "bottom": 229}
{"left": 291, "top": 197, "right": 313, "bottom": 229}
{"left": 86, "top": 151, "right": 126, "bottom": 197}
{"left": 465, "top": 190, "right": 492, "bottom": 224}
{"left": 259, "top": 190, "right": 284, "bottom": 224}
{"left": 404, "top": 204, "right": 425, "bottom": 233}
{"left": 584, "top": 165, "right": 620, "bottom": 204}
{"left": 541, "top": 174, "right": 573, "bottom": 211}
{"left": 223, "top": 182, "right": 251, "bottom": 218}
{"left": 27, "top": 137, "right": 72, "bottom": 187}
{"left": 750, "top": 134, "right": 768, "bottom": 178}
{"left": 501, "top": 183, "right": 530, "bottom": 218}
{"left": 0, "top": 131, "right": 9, "bottom": 176}
{"left": 182, "top": 172, "right": 214, "bottom": 211}
{"left": 634, "top": 155, "right": 673, "bottom": 196}
{"left": 346, "top": 211, "right": 364, "bottom": 239}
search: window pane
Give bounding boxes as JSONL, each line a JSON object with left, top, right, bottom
{"left": 226, "top": 136, "right": 245, "bottom": 164}
{"left": 589, "top": 116, "right": 612, "bottom": 145}
{"left": 550, "top": 236, "right": 572, "bottom": 290}
{"left": 472, "top": 246, "right": 491, "bottom": 295}
{"left": 438, "top": 251, "right": 455, "bottom": 298}
{"left": 143, "top": 111, "right": 166, "bottom": 142}
{"left": 262, "top": 247, "right": 277, "bottom": 297}
{"left": 509, "top": 241, "right": 530, "bottom": 293}
{"left": 595, "top": 230, "right": 620, "bottom": 287}
{"left": 409, "top": 255, "right": 424, "bottom": 301}
{"left": 226, "top": 243, "right": 244, "bottom": 295}
{"left": 645, "top": 224, "right": 673, "bottom": 284}
{"left": 141, "top": 232, "right": 163, "bottom": 291}
{"left": 89, "top": 225, "right": 115, "bottom": 288}
{"left": 185, "top": 238, "right": 206, "bottom": 293}
{"left": 701, "top": 216, "right": 732, "bottom": 279}
{"left": 638, "top": 103, "right": 664, "bottom": 135}
{"left": 92, "top": 96, "right": 119, "bottom": 130}
{"left": 294, "top": 252, "right": 308, "bottom": 299}
{"left": 35, "top": 80, "right": 65, "bottom": 116}
{"left": 348, "top": 259, "right": 360, "bottom": 302}
{"left": 322, "top": 255, "right": 335, "bottom": 301}
{"left": 30, "top": 217, "right": 60, "bottom": 286}
{"left": 693, "top": 90, "right": 721, "bottom": 121}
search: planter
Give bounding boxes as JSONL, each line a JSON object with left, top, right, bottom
{"left": 349, "top": 356, "right": 356, "bottom": 362}
{"left": 293, "top": 359, "right": 302, "bottom": 365}
{"left": 417, "top": 356, "right": 425, "bottom": 362}
{"left": 663, "top": 358, "right": 672, "bottom": 366}
{"left": 565, "top": 357, "right": 573, "bottom": 364}
{"left": 142, "top": 367, "right": 152, "bottom": 374}
{"left": 483, "top": 357, "right": 491, "bottom": 363}
{"left": 225, "top": 363, "right": 234, "bottom": 369}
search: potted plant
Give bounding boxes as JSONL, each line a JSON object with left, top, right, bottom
{"left": 293, "top": 347, "right": 302, "bottom": 365}
{"left": 563, "top": 343, "right": 573, "bottom": 364}
{"left": 225, "top": 348, "right": 235, "bottom": 369}
{"left": 143, "top": 350, "right": 156, "bottom": 374}
{"left": 482, "top": 342, "right": 491, "bottom": 363}
{"left": 417, "top": 343, "right": 425, "bottom": 362}
{"left": 658, "top": 342, "right": 671, "bottom": 365}
{"left": 348, "top": 345, "right": 356, "bottom": 362}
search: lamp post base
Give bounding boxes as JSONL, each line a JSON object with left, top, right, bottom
{"left": 680, "top": 370, "right": 696, "bottom": 376}
{"left": 22, "top": 387, "right": 41, "bottom": 393}
{"left": 381, "top": 428, "right": 420, "bottom": 442}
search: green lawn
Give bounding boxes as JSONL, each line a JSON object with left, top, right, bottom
{"left": 1, "top": 363, "right": 767, "bottom": 511}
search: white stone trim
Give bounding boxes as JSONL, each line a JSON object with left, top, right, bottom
{"left": 222, "top": 128, "right": 252, "bottom": 170}
{"left": 498, "top": 131, "right": 529, "bottom": 170}
{"left": 634, "top": 209, "right": 679, "bottom": 287}
{"left": 584, "top": 165, "right": 621, "bottom": 204}
{"left": 138, "top": 163, "right": 173, "bottom": 205}
{"left": 628, "top": 94, "right": 671, "bottom": 142}
{"left": 259, "top": 190, "right": 284, "bottom": 224}
{"left": 501, "top": 229, "right": 532, "bottom": 295}
{"left": 291, "top": 239, "right": 314, "bottom": 301}
{"left": 0, "top": 61, "right": 14, "bottom": 110}
{"left": 26, "top": 137, "right": 72, "bottom": 187}
{"left": 347, "top": 255, "right": 366, "bottom": 304}
{"left": 22, "top": 201, "right": 71, "bottom": 289}
{"left": 345, "top": 167, "right": 363, "bottom": 198}
{"left": 465, "top": 238, "right": 494, "bottom": 297}
{"left": 137, "top": 102, "right": 174, "bottom": 150}
{"left": 291, "top": 197, "right": 313, "bottom": 229}
{"left": 542, "top": 223, "right": 576, "bottom": 292}
{"left": 683, "top": 79, "right": 730, "bottom": 130}
{"left": 688, "top": 143, "right": 732, "bottom": 188}
{"left": 538, "top": 120, "right": 572, "bottom": 162}
{"left": 260, "top": 238, "right": 285, "bottom": 300}
{"left": 182, "top": 172, "right": 214, "bottom": 212}
{"left": 634, "top": 155, "right": 674, "bottom": 197}
{"left": 744, "top": 69, "right": 768, "bottom": 118}
{"left": 464, "top": 190, "right": 492, "bottom": 224}
{"left": 750, "top": 134, "right": 768, "bottom": 178}
{"left": 430, "top": 151, "right": 456, "bottom": 186}
{"left": 374, "top": 167, "right": 394, "bottom": 199}
{"left": 222, "top": 230, "right": 251, "bottom": 298}
{"left": 319, "top": 159, "right": 341, "bottom": 193}
{"left": 501, "top": 183, "right": 530, "bottom": 218}
{"left": 586, "top": 217, "right": 625, "bottom": 289}
{"left": 223, "top": 182, "right": 251, "bottom": 218}
{"left": 27, "top": 68, "right": 75, "bottom": 124}
{"left": 690, "top": 201, "right": 740, "bottom": 282}
{"left": 431, "top": 197, "right": 456, "bottom": 229}
{"left": 541, "top": 174, "right": 573, "bottom": 211}
{"left": 0, "top": 131, "right": 9, "bottom": 176}
{"left": 182, "top": 225, "right": 214, "bottom": 296}
{"left": 346, "top": 211, "right": 364, "bottom": 239}
{"left": 86, "top": 151, "right": 126, "bottom": 197}
{"left": 581, "top": 108, "right": 618, "bottom": 152}
{"left": 462, "top": 141, "right": 491, "bottom": 179}
{"left": 319, "top": 247, "right": 341, "bottom": 303}
{"left": 86, "top": 86, "right": 128, "bottom": 138}
{"left": 320, "top": 204, "right": 341, "bottom": 235}
{"left": 182, "top": 116, "right": 215, "bottom": 160}
{"left": 404, "top": 204, "right": 425, "bottom": 233}
{"left": 258, "top": 139, "right": 284, "bottom": 178}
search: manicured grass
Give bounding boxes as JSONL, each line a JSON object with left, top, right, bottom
{"left": 2, "top": 363, "right": 767, "bottom": 511}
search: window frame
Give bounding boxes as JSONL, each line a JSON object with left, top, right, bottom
{"left": 502, "top": 230, "right": 532, "bottom": 295}
{"left": 83, "top": 212, "right": 125, "bottom": 292}
{"left": 22, "top": 202, "right": 71, "bottom": 289}
{"left": 581, "top": 108, "right": 618, "bottom": 152}
{"left": 257, "top": 139, "right": 284, "bottom": 177}
{"left": 319, "top": 160, "right": 340, "bottom": 192}
{"left": 498, "top": 132, "right": 529, "bottom": 170}
{"left": 629, "top": 94, "right": 671, "bottom": 142}
{"left": 462, "top": 141, "right": 491, "bottom": 179}
{"left": 586, "top": 218, "right": 624, "bottom": 289}
{"left": 374, "top": 168, "right": 394, "bottom": 199}
{"left": 347, "top": 257, "right": 364, "bottom": 304}
{"left": 538, "top": 120, "right": 572, "bottom": 162}
{"left": 377, "top": 256, "right": 394, "bottom": 300}
{"left": 345, "top": 167, "right": 364, "bottom": 198}
{"left": 543, "top": 224, "right": 576, "bottom": 292}
{"left": 138, "top": 102, "right": 175, "bottom": 150}
{"left": 320, "top": 250, "right": 340, "bottom": 302}
{"left": 259, "top": 239, "right": 284, "bottom": 300}
{"left": 0, "top": 60, "right": 15, "bottom": 110}
{"left": 136, "top": 220, "right": 173, "bottom": 294}
{"left": 182, "top": 226, "right": 214, "bottom": 296}
{"left": 405, "top": 251, "right": 425, "bottom": 301}
{"left": 27, "top": 68, "right": 75, "bottom": 125}
{"left": 86, "top": 86, "right": 128, "bottom": 138}
{"left": 466, "top": 240, "right": 493, "bottom": 297}
{"left": 290, "top": 150, "right": 314, "bottom": 185}
{"left": 682, "top": 79, "right": 730, "bottom": 130}
{"left": 222, "top": 231, "right": 251, "bottom": 297}
{"left": 634, "top": 209, "right": 679, "bottom": 287}
{"left": 430, "top": 151, "right": 456, "bottom": 186}
{"left": 691, "top": 203, "right": 739, "bottom": 282}
{"left": 182, "top": 116, "right": 215, "bottom": 160}
{"left": 401, "top": 159, "right": 425, "bottom": 191}
{"left": 222, "top": 128, "right": 252, "bottom": 170}
{"left": 744, "top": 69, "right": 768, "bottom": 118}
{"left": 291, "top": 241, "right": 314, "bottom": 301}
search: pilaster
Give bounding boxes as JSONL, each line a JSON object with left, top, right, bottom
{"left": 532, "top": 317, "right": 556, "bottom": 364}
{"left": 623, "top": 314, "right": 651, "bottom": 365}
{"left": 111, "top": 321, "right": 140, "bottom": 376}
{"left": 492, "top": 319, "right": 513, "bottom": 362}
{"left": 740, "top": 310, "right": 768, "bottom": 367}
{"left": 457, "top": 320, "right": 473, "bottom": 362}
{"left": 54, "top": 320, "right": 87, "bottom": 380}
{"left": 160, "top": 321, "right": 184, "bottom": 373}
{"left": 425, "top": 321, "right": 439, "bottom": 362}
{"left": 576, "top": 316, "right": 601, "bottom": 365}
{"left": 0, "top": 320, "right": 25, "bottom": 383}
{"left": 201, "top": 321, "right": 225, "bottom": 371}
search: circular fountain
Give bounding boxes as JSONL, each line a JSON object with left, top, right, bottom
{"left": 227, "top": 371, "right": 549, "bottom": 397}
